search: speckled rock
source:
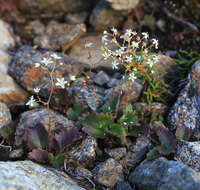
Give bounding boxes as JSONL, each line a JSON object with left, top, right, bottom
{"left": 9, "top": 45, "right": 85, "bottom": 99}
{"left": 105, "top": 79, "right": 143, "bottom": 106}
{"left": 114, "top": 181, "right": 134, "bottom": 190}
{"left": 18, "top": 0, "right": 96, "bottom": 19}
{"left": 133, "top": 102, "right": 168, "bottom": 115}
{"left": 69, "top": 33, "right": 117, "bottom": 72}
{"left": 70, "top": 77, "right": 105, "bottom": 111}
{"left": 106, "top": 0, "right": 140, "bottom": 10}
{"left": 175, "top": 140, "right": 200, "bottom": 172}
{"left": 89, "top": 0, "right": 127, "bottom": 31}
{"left": 104, "top": 147, "right": 127, "bottom": 161}
{"left": 34, "top": 21, "right": 86, "bottom": 51}
{"left": 64, "top": 136, "right": 97, "bottom": 168}
{"left": 15, "top": 107, "right": 74, "bottom": 147}
{"left": 75, "top": 167, "right": 93, "bottom": 179}
{"left": 0, "top": 20, "right": 15, "bottom": 51}
{"left": 19, "top": 20, "right": 45, "bottom": 41}
{"left": 0, "top": 49, "right": 11, "bottom": 74}
{"left": 65, "top": 12, "right": 89, "bottom": 24}
{"left": 129, "top": 157, "right": 200, "bottom": 190}
{"left": 168, "top": 59, "right": 200, "bottom": 137}
{"left": 107, "top": 78, "right": 121, "bottom": 88}
{"left": 0, "top": 160, "right": 85, "bottom": 190}
{"left": 0, "top": 101, "right": 11, "bottom": 128}
{"left": 9, "top": 149, "right": 24, "bottom": 160}
{"left": 92, "top": 158, "right": 124, "bottom": 188}
{"left": 123, "top": 136, "right": 152, "bottom": 168}
{"left": 0, "top": 71, "right": 28, "bottom": 105}
{"left": 93, "top": 71, "right": 110, "bottom": 86}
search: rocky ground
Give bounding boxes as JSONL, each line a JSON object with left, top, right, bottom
{"left": 0, "top": 0, "right": 200, "bottom": 190}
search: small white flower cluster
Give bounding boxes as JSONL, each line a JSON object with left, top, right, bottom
{"left": 35, "top": 53, "right": 62, "bottom": 68}
{"left": 26, "top": 53, "right": 76, "bottom": 107}
{"left": 100, "top": 28, "right": 159, "bottom": 82}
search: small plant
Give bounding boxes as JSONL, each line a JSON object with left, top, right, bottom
{"left": 100, "top": 28, "right": 168, "bottom": 106}
{"left": 176, "top": 49, "right": 200, "bottom": 80}
{"left": 24, "top": 123, "right": 83, "bottom": 168}
{"left": 24, "top": 53, "right": 85, "bottom": 167}
{"left": 26, "top": 54, "right": 76, "bottom": 136}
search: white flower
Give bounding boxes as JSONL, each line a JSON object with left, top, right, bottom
{"left": 131, "top": 41, "right": 139, "bottom": 49}
{"left": 132, "top": 31, "right": 137, "bottom": 36}
{"left": 85, "top": 42, "right": 93, "bottom": 48}
{"left": 26, "top": 96, "right": 37, "bottom": 107}
{"left": 55, "top": 78, "right": 68, "bottom": 89}
{"left": 151, "top": 70, "right": 155, "bottom": 74}
{"left": 135, "top": 55, "right": 142, "bottom": 62}
{"left": 51, "top": 53, "right": 62, "bottom": 60}
{"left": 70, "top": 75, "right": 76, "bottom": 81}
{"left": 41, "top": 57, "right": 53, "bottom": 66}
{"left": 35, "top": 63, "right": 41, "bottom": 68}
{"left": 142, "top": 32, "right": 149, "bottom": 39}
{"left": 102, "top": 35, "right": 108, "bottom": 45}
{"left": 152, "top": 55, "right": 159, "bottom": 63}
{"left": 125, "top": 55, "right": 133, "bottom": 63}
{"left": 120, "top": 35, "right": 125, "bottom": 39}
{"left": 111, "top": 27, "right": 117, "bottom": 35}
{"left": 152, "top": 38, "right": 159, "bottom": 49}
{"left": 34, "top": 88, "right": 40, "bottom": 93}
{"left": 112, "top": 60, "right": 119, "bottom": 70}
{"left": 115, "top": 49, "right": 123, "bottom": 57}
{"left": 103, "top": 30, "right": 108, "bottom": 35}
{"left": 125, "top": 29, "right": 133, "bottom": 37}
{"left": 120, "top": 46, "right": 126, "bottom": 51}
{"left": 128, "top": 72, "right": 137, "bottom": 82}
{"left": 147, "top": 59, "right": 154, "bottom": 67}
{"left": 102, "top": 51, "right": 111, "bottom": 60}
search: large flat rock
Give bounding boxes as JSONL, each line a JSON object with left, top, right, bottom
{"left": 0, "top": 160, "right": 85, "bottom": 190}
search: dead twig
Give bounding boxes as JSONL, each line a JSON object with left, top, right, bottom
{"left": 162, "top": 7, "right": 199, "bottom": 32}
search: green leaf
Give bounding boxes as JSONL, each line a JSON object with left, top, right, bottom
{"left": 49, "top": 153, "right": 64, "bottom": 168}
{"left": 24, "top": 123, "right": 48, "bottom": 149}
{"left": 120, "top": 112, "right": 138, "bottom": 126}
{"left": 28, "top": 148, "right": 50, "bottom": 164}
{"left": 83, "top": 114, "right": 113, "bottom": 138}
{"left": 146, "top": 148, "right": 160, "bottom": 160}
{"left": 125, "top": 104, "right": 133, "bottom": 113}
{"left": 109, "top": 124, "right": 127, "bottom": 145}
{"left": 128, "top": 125, "right": 141, "bottom": 137}
{"left": 101, "top": 96, "right": 118, "bottom": 114}
{"left": 175, "top": 125, "right": 191, "bottom": 141}
{"left": 157, "top": 128, "right": 176, "bottom": 155}
{"left": 67, "top": 104, "right": 83, "bottom": 120}
{"left": 0, "top": 125, "right": 12, "bottom": 139}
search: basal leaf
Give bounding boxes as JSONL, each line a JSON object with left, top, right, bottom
{"left": 66, "top": 104, "right": 83, "bottom": 120}
{"left": 157, "top": 128, "right": 176, "bottom": 155}
{"left": 120, "top": 112, "right": 138, "bottom": 126}
{"left": 146, "top": 148, "right": 160, "bottom": 160}
{"left": 24, "top": 123, "right": 48, "bottom": 149}
{"left": 50, "top": 87, "right": 73, "bottom": 113}
{"left": 28, "top": 148, "right": 50, "bottom": 164}
{"left": 175, "top": 125, "right": 191, "bottom": 141}
{"left": 0, "top": 125, "right": 12, "bottom": 139}
{"left": 83, "top": 113, "right": 113, "bottom": 138}
{"left": 101, "top": 95, "right": 118, "bottom": 114}
{"left": 128, "top": 125, "right": 141, "bottom": 137}
{"left": 49, "top": 153, "right": 64, "bottom": 168}
{"left": 0, "top": 121, "right": 16, "bottom": 143}
{"left": 52, "top": 127, "right": 83, "bottom": 151}
{"left": 109, "top": 124, "right": 127, "bottom": 145}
